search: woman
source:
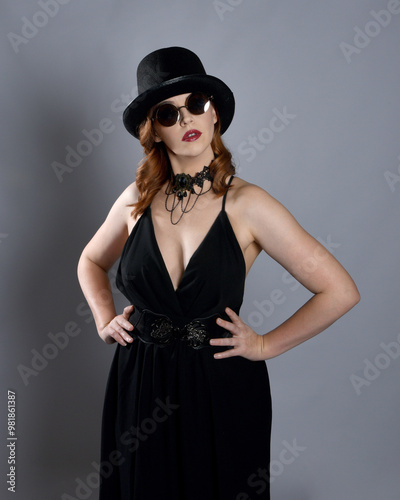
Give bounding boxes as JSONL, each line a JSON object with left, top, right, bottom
{"left": 77, "top": 47, "right": 360, "bottom": 500}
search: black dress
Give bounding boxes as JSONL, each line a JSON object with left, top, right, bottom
{"left": 99, "top": 179, "right": 272, "bottom": 500}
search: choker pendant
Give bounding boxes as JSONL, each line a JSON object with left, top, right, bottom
{"left": 165, "top": 165, "right": 213, "bottom": 225}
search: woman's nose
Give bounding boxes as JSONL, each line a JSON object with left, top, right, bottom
{"left": 178, "top": 106, "right": 194, "bottom": 125}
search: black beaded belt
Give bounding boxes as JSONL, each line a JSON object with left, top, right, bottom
{"left": 128, "top": 308, "right": 232, "bottom": 349}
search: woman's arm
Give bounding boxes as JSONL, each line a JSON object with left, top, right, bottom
{"left": 211, "top": 184, "right": 360, "bottom": 360}
{"left": 77, "top": 182, "right": 138, "bottom": 346}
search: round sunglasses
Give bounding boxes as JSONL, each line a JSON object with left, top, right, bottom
{"left": 151, "top": 92, "right": 213, "bottom": 127}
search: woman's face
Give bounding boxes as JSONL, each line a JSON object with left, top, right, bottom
{"left": 151, "top": 92, "right": 218, "bottom": 165}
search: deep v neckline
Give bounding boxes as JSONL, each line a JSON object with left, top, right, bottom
{"left": 149, "top": 206, "right": 223, "bottom": 293}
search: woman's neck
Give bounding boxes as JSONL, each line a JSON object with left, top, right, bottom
{"left": 167, "top": 151, "right": 215, "bottom": 177}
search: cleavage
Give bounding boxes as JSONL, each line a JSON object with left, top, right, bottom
{"left": 150, "top": 205, "right": 221, "bottom": 291}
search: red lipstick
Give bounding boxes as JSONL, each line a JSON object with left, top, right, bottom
{"left": 182, "top": 129, "right": 202, "bottom": 142}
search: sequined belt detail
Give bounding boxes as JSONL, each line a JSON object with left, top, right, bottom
{"left": 128, "top": 308, "right": 231, "bottom": 349}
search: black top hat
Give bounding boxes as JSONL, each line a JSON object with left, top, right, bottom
{"left": 123, "top": 47, "right": 235, "bottom": 139}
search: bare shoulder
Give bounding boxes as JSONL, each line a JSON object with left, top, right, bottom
{"left": 228, "top": 177, "right": 286, "bottom": 221}
{"left": 79, "top": 182, "right": 140, "bottom": 271}
{"left": 114, "top": 181, "right": 140, "bottom": 211}
{"left": 105, "top": 181, "right": 140, "bottom": 226}
{"left": 228, "top": 176, "right": 303, "bottom": 252}
{"left": 229, "top": 177, "right": 275, "bottom": 201}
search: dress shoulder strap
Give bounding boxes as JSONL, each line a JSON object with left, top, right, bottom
{"left": 222, "top": 175, "right": 234, "bottom": 211}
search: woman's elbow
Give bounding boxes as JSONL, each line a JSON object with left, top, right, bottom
{"left": 338, "top": 282, "right": 361, "bottom": 314}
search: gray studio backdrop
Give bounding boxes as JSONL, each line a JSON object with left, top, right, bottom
{"left": 1, "top": 1, "right": 399, "bottom": 499}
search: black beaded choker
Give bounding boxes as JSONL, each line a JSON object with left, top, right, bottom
{"left": 165, "top": 165, "right": 213, "bottom": 225}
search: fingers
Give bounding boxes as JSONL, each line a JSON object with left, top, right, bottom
{"left": 123, "top": 304, "right": 134, "bottom": 319}
{"left": 224, "top": 307, "right": 240, "bottom": 323}
{"left": 101, "top": 306, "right": 135, "bottom": 346}
{"left": 210, "top": 337, "right": 238, "bottom": 359}
{"left": 210, "top": 307, "right": 263, "bottom": 361}
{"left": 115, "top": 305, "right": 135, "bottom": 346}
{"left": 210, "top": 308, "right": 239, "bottom": 358}
{"left": 210, "top": 334, "right": 238, "bottom": 359}
{"left": 111, "top": 319, "right": 134, "bottom": 346}
{"left": 214, "top": 307, "right": 242, "bottom": 337}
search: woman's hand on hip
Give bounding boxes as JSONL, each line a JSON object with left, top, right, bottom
{"left": 210, "top": 307, "right": 266, "bottom": 361}
{"left": 98, "top": 305, "right": 135, "bottom": 346}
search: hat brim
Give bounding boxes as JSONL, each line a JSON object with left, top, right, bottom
{"left": 123, "top": 74, "right": 235, "bottom": 139}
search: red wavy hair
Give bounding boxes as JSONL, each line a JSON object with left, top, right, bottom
{"left": 130, "top": 106, "right": 235, "bottom": 219}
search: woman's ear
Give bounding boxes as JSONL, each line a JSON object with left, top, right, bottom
{"left": 212, "top": 105, "right": 218, "bottom": 126}
{"left": 153, "top": 125, "right": 163, "bottom": 143}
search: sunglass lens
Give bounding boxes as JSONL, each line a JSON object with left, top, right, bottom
{"left": 187, "top": 93, "right": 210, "bottom": 115}
{"left": 154, "top": 93, "right": 211, "bottom": 126}
{"left": 156, "top": 104, "right": 178, "bottom": 127}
